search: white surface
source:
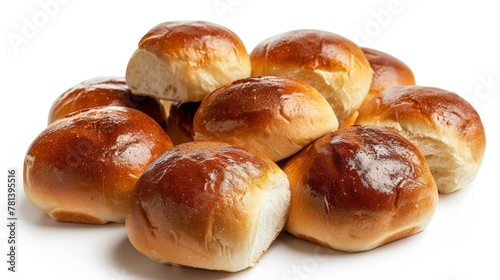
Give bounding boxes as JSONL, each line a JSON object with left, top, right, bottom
{"left": 1, "top": 1, "right": 499, "bottom": 279}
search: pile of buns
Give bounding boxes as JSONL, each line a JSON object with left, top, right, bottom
{"left": 23, "top": 20, "right": 486, "bottom": 272}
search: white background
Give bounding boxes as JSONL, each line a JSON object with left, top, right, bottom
{"left": 1, "top": 0, "right": 499, "bottom": 279}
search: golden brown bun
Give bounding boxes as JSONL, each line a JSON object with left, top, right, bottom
{"left": 283, "top": 125, "right": 438, "bottom": 252}
{"left": 362, "top": 47, "right": 416, "bottom": 100}
{"left": 126, "top": 141, "right": 290, "bottom": 272}
{"left": 193, "top": 76, "right": 339, "bottom": 161}
{"left": 48, "top": 77, "right": 167, "bottom": 128}
{"left": 355, "top": 86, "right": 486, "bottom": 193}
{"left": 250, "top": 29, "right": 372, "bottom": 125}
{"left": 165, "top": 102, "right": 200, "bottom": 145}
{"left": 126, "top": 20, "right": 251, "bottom": 103}
{"left": 341, "top": 48, "right": 416, "bottom": 128}
{"left": 23, "top": 106, "right": 173, "bottom": 224}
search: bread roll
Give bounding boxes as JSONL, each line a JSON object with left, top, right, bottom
{"left": 193, "top": 76, "right": 339, "bottom": 162}
{"left": 23, "top": 106, "right": 173, "bottom": 224}
{"left": 342, "top": 48, "right": 416, "bottom": 127}
{"left": 165, "top": 102, "right": 200, "bottom": 145}
{"left": 250, "top": 29, "right": 372, "bottom": 125}
{"left": 48, "top": 77, "right": 167, "bottom": 128}
{"left": 126, "top": 20, "right": 251, "bottom": 103}
{"left": 355, "top": 86, "right": 486, "bottom": 193}
{"left": 362, "top": 47, "right": 416, "bottom": 101}
{"left": 283, "top": 125, "right": 438, "bottom": 252}
{"left": 126, "top": 141, "right": 290, "bottom": 272}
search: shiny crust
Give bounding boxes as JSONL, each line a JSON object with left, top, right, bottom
{"left": 165, "top": 102, "right": 200, "bottom": 145}
{"left": 48, "top": 77, "right": 167, "bottom": 128}
{"left": 355, "top": 86, "right": 486, "bottom": 193}
{"left": 341, "top": 48, "right": 415, "bottom": 128}
{"left": 126, "top": 141, "right": 290, "bottom": 272}
{"left": 23, "top": 106, "right": 173, "bottom": 224}
{"left": 138, "top": 21, "right": 248, "bottom": 58}
{"left": 193, "top": 76, "right": 339, "bottom": 161}
{"left": 250, "top": 29, "right": 372, "bottom": 124}
{"left": 283, "top": 125, "right": 438, "bottom": 252}
{"left": 362, "top": 47, "right": 416, "bottom": 98}
{"left": 126, "top": 21, "right": 251, "bottom": 102}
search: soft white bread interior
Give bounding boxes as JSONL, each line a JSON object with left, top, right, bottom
{"left": 355, "top": 86, "right": 486, "bottom": 193}
{"left": 126, "top": 20, "right": 251, "bottom": 103}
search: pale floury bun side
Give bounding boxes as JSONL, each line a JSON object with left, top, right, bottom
{"left": 283, "top": 125, "right": 438, "bottom": 252}
{"left": 250, "top": 29, "right": 373, "bottom": 126}
{"left": 160, "top": 100, "right": 173, "bottom": 118}
{"left": 24, "top": 106, "right": 174, "bottom": 224}
{"left": 342, "top": 47, "right": 416, "bottom": 127}
{"left": 126, "top": 20, "right": 251, "bottom": 103}
{"left": 193, "top": 76, "right": 339, "bottom": 162}
{"left": 355, "top": 86, "right": 486, "bottom": 193}
{"left": 126, "top": 141, "right": 291, "bottom": 272}
{"left": 48, "top": 77, "right": 167, "bottom": 128}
